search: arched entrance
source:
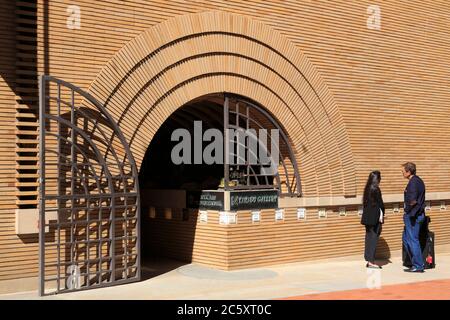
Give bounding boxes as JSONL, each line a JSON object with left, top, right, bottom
{"left": 88, "top": 11, "right": 356, "bottom": 198}
{"left": 138, "top": 93, "right": 301, "bottom": 267}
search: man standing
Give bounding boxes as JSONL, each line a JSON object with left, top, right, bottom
{"left": 402, "top": 162, "right": 426, "bottom": 273}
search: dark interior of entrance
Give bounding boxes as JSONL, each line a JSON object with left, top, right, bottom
{"left": 139, "top": 96, "right": 224, "bottom": 192}
{"left": 138, "top": 93, "right": 301, "bottom": 277}
{"left": 139, "top": 94, "right": 226, "bottom": 276}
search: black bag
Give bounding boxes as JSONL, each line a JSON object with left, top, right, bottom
{"left": 423, "top": 231, "right": 436, "bottom": 269}
{"left": 402, "top": 216, "right": 435, "bottom": 269}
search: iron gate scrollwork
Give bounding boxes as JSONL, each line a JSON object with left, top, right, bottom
{"left": 223, "top": 95, "right": 302, "bottom": 197}
{"left": 38, "top": 75, "right": 140, "bottom": 295}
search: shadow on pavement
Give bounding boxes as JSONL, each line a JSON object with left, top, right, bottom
{"left": 141, "top": 256, "right": 190, "bottom": 280}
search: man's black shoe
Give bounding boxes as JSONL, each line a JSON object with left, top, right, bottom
{"left": 402, "top": 263, "right": 412, "bottom": 268}
{"left": 404, "top": 267, "right": 425, "bottom": 273}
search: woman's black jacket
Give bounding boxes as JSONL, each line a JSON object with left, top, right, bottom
{"left": 361, "top": 187, "right": 385, "bottom": 226}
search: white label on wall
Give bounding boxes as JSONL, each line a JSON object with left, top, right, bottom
{"left": 366, "top": 4, "right": 381, "bottom": 30}
{"left": 229, "top": 212, "right": 237, "bottom": 224}
{"left": 339, "top": 207, "right": 346, "bottom": 216}
{"left": 297, "top": 208, "right": 306, "bottom": 220}
{"left": 358, "top": 206, "right": 363, "bottom": 216}
{"left": 219, "top": 212, "right": 228, "bottom": 225}
{"left": 219, "top": 211, "right": 237, "bottom": 225}
{"left": 66, "top": 5, "right": 81, "bottom": 30}
{"left": 425, "top": 201, "right": 431, "bottom": 211}
{"left": 275, "top": 209, "right": 284, "bottom": 221}
{"left": 251, "top": 210, "right": 261, "bottom": 223}
{"left": 440, "top": 201, "right": 446, "bottom": 211}
{"left": 318, "top": 208, "right": 327, "bottom": 218}
{"left": 199, "top": 210, "right": 208, "bottom": 223}
{"left": 393, "top": 203, "right": 399, "bottom": 213}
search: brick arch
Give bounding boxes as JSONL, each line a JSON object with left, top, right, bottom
{"left": 88, "top": 11, "right": 356, "bottom": 197}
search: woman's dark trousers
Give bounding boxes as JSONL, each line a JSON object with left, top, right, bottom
{"left": 364, "top": 223, "right": 382, "bottom": 262}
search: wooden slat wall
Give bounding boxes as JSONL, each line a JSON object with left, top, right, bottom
{"left": 0, "top": 0, "right": 43, "bottom": 283}
{"left": 226, "top": 205, "right": 450, "bottom": 269}
{"left": 31, "top": 0, "right": 450, "bottom": 195}
{"left": 0, "top": 0, "right": 450, "bottom": 282}
{"left": 0, "top": 1, "right": 23, "bottom": 281}
{"left": 0, "top": 0, "right": 17, "bottom": 211}
{"left": 145, "top": 203, "right": 450, "bottom": 270}
{"left": 15, "top": 0, "right": 39, "bottom": 208}
{"left": 144, "top": 209, "right": 229, "bottom": 269}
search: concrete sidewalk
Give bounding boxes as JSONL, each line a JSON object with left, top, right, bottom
{"left": 2, "top": 245, "right": 450, "bottom": 300}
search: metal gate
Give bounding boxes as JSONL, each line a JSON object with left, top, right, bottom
{"left": 223, "top": 95, "right": 302, "bottom": 197}
{"left": 38, "top": 75, "right": 140, "bottom": 295}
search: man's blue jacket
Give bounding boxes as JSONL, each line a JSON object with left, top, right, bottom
{"left": 404, "top": 175, "right": 426, "bottom": 218}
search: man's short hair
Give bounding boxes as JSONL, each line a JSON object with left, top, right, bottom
{"left": 402, "top": 162, "right": 416, "bottom": 175}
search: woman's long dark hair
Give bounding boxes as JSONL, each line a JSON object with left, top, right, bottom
{"left": 363, "top": 170, "right": 381, "bottom": 207}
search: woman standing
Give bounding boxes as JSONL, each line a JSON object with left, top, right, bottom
{"left": 361, "top": 170, "right": 385, "bottom": 269}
